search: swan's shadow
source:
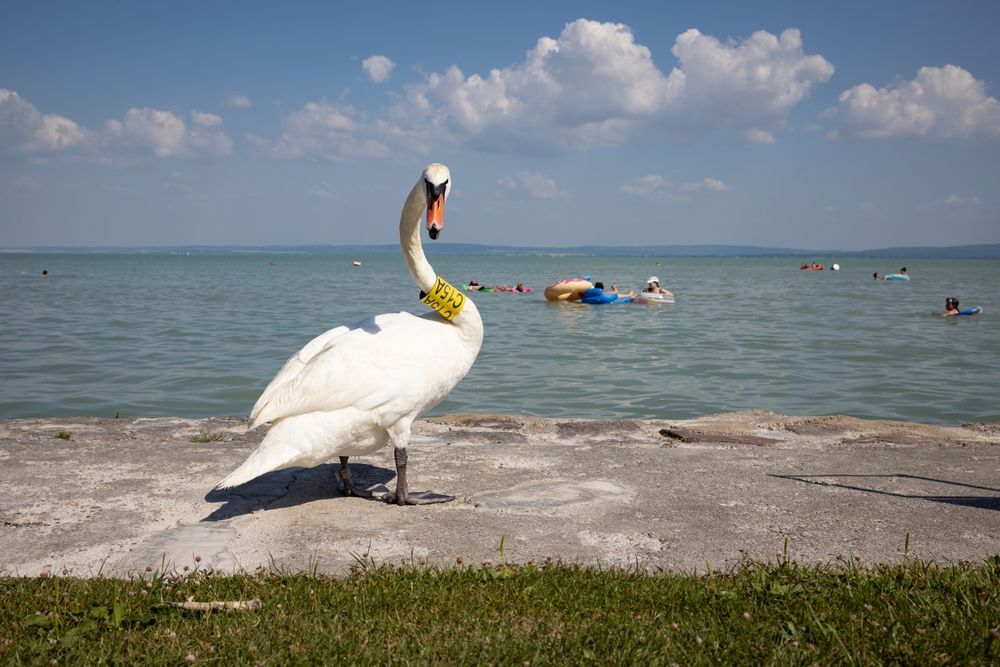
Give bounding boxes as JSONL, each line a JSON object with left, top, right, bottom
{"left": 202, "top": 463, "right": 395, "bottom": 522}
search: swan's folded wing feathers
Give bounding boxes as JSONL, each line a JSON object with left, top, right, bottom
{"left": 250, "top": 313, "right": 426, "bottom": 426}
{"left": 249, "top": 325, "right": 350, "bottom": 425}
{"left": 219, "top": 408, "right": 388, "bottom": 488}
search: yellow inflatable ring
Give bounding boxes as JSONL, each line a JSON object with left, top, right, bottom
{"left": 544, "top": 278, "right": 593, "bottom": 301}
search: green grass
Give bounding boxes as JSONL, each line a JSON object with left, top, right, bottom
{"left": 1, "top": 558, "right": 997, "bottom": 665}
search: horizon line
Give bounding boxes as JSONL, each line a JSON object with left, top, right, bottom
{"left": 3, "top": 241, "right": 999, "bottom": 253}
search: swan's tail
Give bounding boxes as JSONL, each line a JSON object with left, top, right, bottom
{"left": 217, "top": 408, "right": 386, "bottom": 489}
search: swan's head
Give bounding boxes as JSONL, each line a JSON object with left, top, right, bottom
{"left": 423, "top": 163, "right": 451, "bottom": 240}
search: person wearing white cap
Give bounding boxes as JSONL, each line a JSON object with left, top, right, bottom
{"left": 643, "top": 276, "right": 674, "bottom": 297}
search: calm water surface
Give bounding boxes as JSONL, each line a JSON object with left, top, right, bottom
{"left": 1, "top": 253, "right": 998, "bottom": 424}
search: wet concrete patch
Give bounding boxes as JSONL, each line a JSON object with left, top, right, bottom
{"left": 470, "top": 479, "right": 630, "bottom": 509}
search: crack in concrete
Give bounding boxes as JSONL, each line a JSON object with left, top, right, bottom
{"left": 262, "top": 471, "right": 299, "bottom": 510}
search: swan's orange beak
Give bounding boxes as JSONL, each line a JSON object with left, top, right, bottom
{"left": 426, "top": 194, "right": 445, "bottom": 240}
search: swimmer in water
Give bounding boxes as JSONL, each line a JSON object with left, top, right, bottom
{"left": 941, "top": 297, "right": 961, "bottom": 317}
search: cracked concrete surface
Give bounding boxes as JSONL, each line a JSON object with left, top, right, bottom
{"left": 0, "top": 411, "right": 998, "bottom": 577}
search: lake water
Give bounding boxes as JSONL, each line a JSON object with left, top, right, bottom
{"left": 1, "top": 252, "right": 997, "bottom": 425}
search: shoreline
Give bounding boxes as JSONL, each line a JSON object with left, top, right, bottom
{"left": 1, "top": 411, "right": 998, "bottom": 578}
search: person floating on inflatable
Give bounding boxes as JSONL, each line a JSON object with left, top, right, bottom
{"left": 642, "top": 276, "right": 673, "bottom": 297}
{"left": 635, "top": 275, "right": 676, "bottom": 304}
{"left": 941, "top": 297, "right": 982, "bottom": 317}
{"left": 580, "top": 281, "right": 634, "bottom": 304}
{"left": 493, "top": 283, "right": 531, "bottom": 292}
{"left": 606, "top": 283, "right": 636, "bottom": 299}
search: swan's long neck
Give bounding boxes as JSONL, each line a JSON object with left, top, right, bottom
{"left": 399, "top": 175, "right": 482, "bottom": 344}
{"left": 400, "top": 180, "right": 437, "bottom": 293}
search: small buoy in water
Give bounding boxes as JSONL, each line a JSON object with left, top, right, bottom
{"left": 352, "top": 260, "right": 362, "bottom": 267}
{"left": 831, "top": 263, "right": 840, "bottom": 271}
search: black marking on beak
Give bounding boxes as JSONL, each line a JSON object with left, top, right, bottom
{"left": 425, "top": 178, "right": 448, "bottom": 199}
{"left": 428, "top": 226, "right": 440, "bottom": 240}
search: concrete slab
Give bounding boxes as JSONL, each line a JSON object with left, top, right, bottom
{"left": 1, "top": 412, "right": 998, "bottom": 577}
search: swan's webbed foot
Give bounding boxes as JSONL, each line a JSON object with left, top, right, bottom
{"left": 337, "top": 456, "right": 388, "bottom": 499}
{"left": 337, "top": 456, "right": 398, "bottom": 502}
{"left": 385, "top": 446, "right": 455, "bottom": 506}
{"left": 384, "top": 489, "right": 455, "bottom": 506}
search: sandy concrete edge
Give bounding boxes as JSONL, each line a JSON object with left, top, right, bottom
{"left": 1, "top": 411, "right": 998, "bottom": 578}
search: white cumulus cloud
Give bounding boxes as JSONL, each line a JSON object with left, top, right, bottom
{"left": 498, "top": 170, "right": 568, "bottom": 200}
{"left": 192, "top": 111, "right": 223, "bottom": 127}
{"left": 832, "top": 64, "right": 1000, "bottom": 139}
{"left": 384, "top": 20, "right": 833, "bottom": 154}
{"left": 225, "top": 94, "right": 252, "bottom": 109}
{"left": 266, "top": 100, "right": 388, "bottom": 161}
{"left": 681, "top": 177, "right": 731, "bottom": 192}
{"left": 1, "top": 88, "right": 96, "bottom": 154}
{"left": 619, "top": 174, "right": 730, "bottom": 201}
{"left": 0, "top": 89, "right": 37, "bottom": 134}
{"left": 618, "top": 175, "right": 676, "bottom": 201}
{"left": 105, "top": 108, "right": 186, "bottom": 157}
{"left": 669, "top": 28, "right": 834, "bottom": 125}
{"left": 1, "top": 89, "right": 232, "bottom": 160}
{"left": 27, "top": 113, "right": 92, "bottom": 151}
{"left": 931, "top": 194, "right": 981, "bottom": 208}
{"left": 105, "top": 108, "right": 233, "bottom": 157}
{"left": 744, "top": 127, "right": 776, "bottom": 144}
{"left": 307, "top": 185, "right": 338, "bottom": 200}
{"left": 362, "top": 55, "right": 396, "bottom": 83}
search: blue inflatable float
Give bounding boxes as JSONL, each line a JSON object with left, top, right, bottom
{"left": 956, "top": 306, "right": 983, "bottom": 316}
{"left": 580, "top": 287, "right": 631, "bottom": 304}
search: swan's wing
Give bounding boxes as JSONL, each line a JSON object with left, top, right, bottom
{"left": 219, "top": 407, "right": 388, "bottom": 488}
{"left": 249, "top": 324, "right": 351, "bottom": 425}
{"left": 250, "top": 311, "right": 472, "bottom": 427}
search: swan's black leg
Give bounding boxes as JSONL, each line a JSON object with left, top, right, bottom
{"left": 390, "top": 447, "right": 409, "bottom": 505}
{"left": 337, "top": 456, "right": 385, "bottom": 499}
{"left": 386, "top": 446, "right": 454, "bottom": 506}
{"left": 337, "top": 456, "right": 354, "bottom": 495}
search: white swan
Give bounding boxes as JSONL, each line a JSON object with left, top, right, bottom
{"left": 218, "top": 163, "right": 483, "bottom": 505}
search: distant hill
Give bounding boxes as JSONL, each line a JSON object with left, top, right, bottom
{"left": 4, "top": 242, "right": 999, "bottom": 259}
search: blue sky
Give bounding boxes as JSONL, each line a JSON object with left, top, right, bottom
{"left": 2, "top": 0, "right": 998, "bottom": 250}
